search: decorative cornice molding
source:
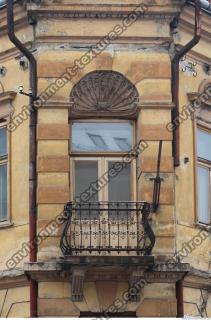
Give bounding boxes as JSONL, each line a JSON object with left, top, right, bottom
{"left": 40, "top": 100, "right": 175, "bottom": 113}
{"left": 0, "top": 43, "right": 33, "bottom": 63}
{"left": 187, "top": 92, "right": 200, "bottom": 102}
{"left": 198, "top": 79, "right": 211, "bottom": 107}
{"left": 24, "top": 260, "right": 188, "bottom": 284}
{"left": 182, "top": 50, "right": 211, "bottom": 66}
{"left": 184, "top": 268, "right": 211, "bottom": 290}
{"left": 27, "top": 2, "right": 181, "bottom": 20}
{"left": 179, "top": 6, "right": 211, "bottom": 46}
{"left": 140, "top": 101, "right": 175, "bottom": 109}
{"left": 0, "top": 91, "right": 17, "bottom": 104}
{"left": 0, "top": 91, "right": 16, "bottom": 119}
{"left": 0, "top": 3, "right": 28, "bottom": 34}
{"left": 0, "top": 269, "right": 28, "bottom": 290}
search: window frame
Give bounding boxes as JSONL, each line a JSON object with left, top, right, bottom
{"left": 70, "top": 119, "right": 137, "bottom": 202}
{"left": 0, "top": 123, "right": 10, "bottom": 225}
{"left": 195, "top": 125, "right": 211, "bottom": 225}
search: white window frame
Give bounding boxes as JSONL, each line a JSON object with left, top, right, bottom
{"left": 196, "top": 126, "right": 211, "bottom": 225}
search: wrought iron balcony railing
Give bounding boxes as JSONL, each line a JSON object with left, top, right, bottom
{"left": 60, "top": 201, "right": 155, "bottom": 256}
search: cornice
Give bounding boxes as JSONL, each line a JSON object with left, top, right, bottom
{"left": 0, "top": 91, "right": 17, "bottom": 104}
{"left": 37, "top": 100, "right": 175, "bottom": 112}
{"left": 184, "top": 268, "right": 211, "bottom": 290}
{"left": 0, "top": 43, "right": 33, "bottom": 63}
{"left": 26, "top": 2, "right": 181, "bottom": 20}
{"left": 178, "top": 5, "right": 211, "bottom": 46}
{"left": 0, "top": 269, "right": 28, "bottom": 290}
{"left": 0, "top": 3, "right": 28, "bottom": 34}
{"left": 187, "top": 92, "right": 200, "bottom": 102}
{"left": 183, "top": 50, "right": 211, "bottom": 66}
{"left": 0, "top": 91, "right": 16, "bottom": 119}
{"left": 24, "top": 260, "right": 188, "bottom": 283}
{"left": 140, "top": 101, "right": 175, "bottom": 109}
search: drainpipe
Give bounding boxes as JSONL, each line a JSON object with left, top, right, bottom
{"left": 7, "top": 1, "right": 38, "bottom": 317}
{"left": 172, "top": 0, "right": 201, "bottom": 166}
{"left": 172, "top": 0, "right": 201, "bottom": 315}
{"left": 176, "top": 280, "right": 184, "bottom": 317}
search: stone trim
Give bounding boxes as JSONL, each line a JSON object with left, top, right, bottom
{"left": 38, "top": 156, "right": 69, "bottom": 172}
{"left": 37, "top": 124, "right": 69, "bottom": 140}
{"left": 0, "top": 91, "right": 16, "bottom": 120}
{"left": 24, "top": 259, "right": 188, "bottom": 284}
{"left": 184, "top": 268, "right": 211, "bottom": 290}
{"left": 140, "top": 124, "right": 173, "bottom": 141}
{"left": 0, "top": 269, "right": 28, "bottom": 290}
{"left": 37, "top": 187, "right": 69, "bottom": 204}
{"left": 140, "top": 156, "right": 174, "bottom": 173}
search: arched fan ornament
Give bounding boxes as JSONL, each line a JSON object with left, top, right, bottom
{"left": 199, "top": 80, "right": 211, "bottom": 107}
{"left": 70, "top": 71, "right": 139, "bottom": 117}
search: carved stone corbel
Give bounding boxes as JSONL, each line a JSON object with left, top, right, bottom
{"left": 71, "top": 269, "right": 85, "bottom": 302}
{"left": 128, "top": 269, "right": 145, "bottom": 302}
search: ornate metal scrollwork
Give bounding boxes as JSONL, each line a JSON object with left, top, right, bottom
{"left": 60, "top": 201, "right": 155, "bottom": 256}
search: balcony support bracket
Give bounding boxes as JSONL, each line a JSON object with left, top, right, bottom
{"left": 71, "top": 269, "right": 85, "bottom": 302}
{"left": 128, "top": 269, "right": 145, "bottom": 302}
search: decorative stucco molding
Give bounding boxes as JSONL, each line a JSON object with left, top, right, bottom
{"left": 198, "top": 79, "right": 211, "bottom": 107}
{"left": 0, "top": 91, "right": 16, "bottom": 119}
{"left": 70, "top": 71, "right": 139, "bottom": 117}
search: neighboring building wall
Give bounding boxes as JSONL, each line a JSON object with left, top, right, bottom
{"left": 0, "top": 4, "right": 31, "bottom": 315}
{"left": 174, "top": 7, "right": 211, "bottom": 317}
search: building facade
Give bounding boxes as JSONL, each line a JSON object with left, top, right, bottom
{"left": 0, "top": 0, "right": 210, "bottom": 317}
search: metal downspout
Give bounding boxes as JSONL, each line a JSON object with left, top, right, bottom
{"left": 172, "top": 0, "right": 201, "bottom": 166}
{"left": 7, "top": 1, "right": 38, "bottom": 317}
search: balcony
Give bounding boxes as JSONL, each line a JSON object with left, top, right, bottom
{"left": 60, "top": 201, "right": 155, "bottom": 256}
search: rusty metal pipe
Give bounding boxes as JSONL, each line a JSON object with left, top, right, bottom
{"left": 172, "top": 0, "right": 201, "bottom": 166}
{"left": 176, "top": 280, "right": 184, "bottom": 317}
{"left": 7, "top": 1, "right": 38, "bottom": 317}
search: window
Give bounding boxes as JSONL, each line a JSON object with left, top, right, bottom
{"left": 196, "top": 128, "right": 211, "bottom": 224}
{"left": 72, "top": 121, "right": 133, "bottom": 152}
{"left": 71, "top": 121, "right": 135, "bottom": 204}
{"left": 114, "top": 137, "right": 131, "bottom": 151}
{"left": 88, "top": 134, "right": 108, "bottom": 150}
{"left": 0, "top": 127, "right": 8, "bottom": 222}
{"left": 73, "top": 158, "right": 132, "bottom": 203}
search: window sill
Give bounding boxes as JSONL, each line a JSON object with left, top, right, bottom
{"left": 195, "top": 222, "right": 211, "bottom": 233}
{"left": 0, "top": 221, "right": 14, "bottom": 229}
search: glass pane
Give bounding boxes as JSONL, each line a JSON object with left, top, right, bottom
{"left": 72, "top": 122, "right": 133, "bottom": 152}
{"left": 114, "top": 138, "right": 131, "bottom": 150}
{"left": 0, "top": 164, "right": 7, "bottom": 222}
{"left": 108, "top": 162, "right": 131, "bottom": 201}
{"left": 197, "top": 166, "right": 210, "bottom": 224}
{"left": 0, "top": 128, "right": 7, "bottom": 157}
{"left": 88, "top": 134, "right": 107, "bottom": 150}
{"left": 75, "top": 161, "right": 98, "bottom": 202}
{"left": 197, "top": 129, "right": 211, "bottom": 161}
